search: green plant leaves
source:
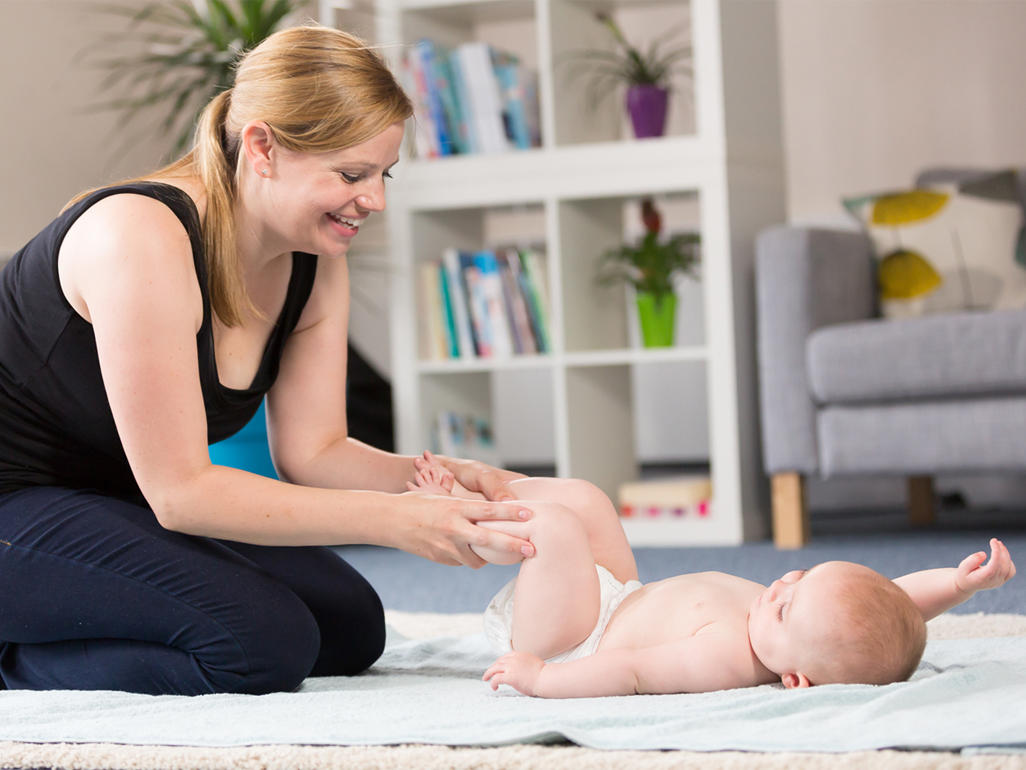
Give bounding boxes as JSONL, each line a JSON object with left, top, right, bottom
{"left": 84, "top": 0, "right": 301, "bottom": 155}
{"left": 598, "top": 229, "right": 700, "bottom": 297}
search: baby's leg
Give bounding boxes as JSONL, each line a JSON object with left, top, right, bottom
{"left": 504, "top": 477, "right": 638, "bottom": 583}
{"left": 479, "top": 503, "right": 601, "bottom": 659}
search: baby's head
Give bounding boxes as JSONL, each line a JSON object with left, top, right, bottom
{"left": 748, "top": 561, "right": 926, "bottom": 688}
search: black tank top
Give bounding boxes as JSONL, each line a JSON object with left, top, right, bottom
{"left": 0, "top": 182, "right": 318, "bottom": 501}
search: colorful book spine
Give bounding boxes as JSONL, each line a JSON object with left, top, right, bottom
{"left": 401, "top": 53, "right": 439, "bottom": 159}
{"left": 492, "top": 55, "right": 531, "bottom": 150}
{"left": 437, "top": 261, "right": 460, "bottom": 358}
{"left": 417, "top": 261, "right": 447, "bottom": 360}
{"left": 446, "top": 48, "right": 479, "bottom": 154}
{"left": 456, "top": 41, "right": 511, "bottom": 154}
{"left": 460, "top": 252, "right": 493, "bottom": 357}
{"left": 497, "top": 249, "right": 538, "bottom": 354}
{"left": 441, "top": 248, "right": 476, "bottom": 358}
{"left": 415, "top": 38, "right": 454, "bottom": 156}
{"left": 516, "top": 248, "right": 551, "bottom": 353}
{"left": 472, "top": 250, "right": 514, "bottom": 357}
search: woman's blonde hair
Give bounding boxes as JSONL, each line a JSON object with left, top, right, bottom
{"left": 75, "top": 24, "right": 412, "bottom": 326}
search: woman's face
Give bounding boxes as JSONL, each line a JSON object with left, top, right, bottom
{"left": 261, "top": 121, "right": 404, "bottom": 259}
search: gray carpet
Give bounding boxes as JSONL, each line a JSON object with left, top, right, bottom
{"left": 336, "top": 505, "right": 1026, "bottom": 614}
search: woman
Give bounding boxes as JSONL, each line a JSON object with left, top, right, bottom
{"left": 0, "top": 24, "right": 533, "bottom": 695}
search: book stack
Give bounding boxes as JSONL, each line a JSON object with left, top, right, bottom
{"left": 431, "top": 411, "right": 500, "bottom": 467}
{"left": 401, "top": 38, "right": 541, "bottom": 158}
{"left": 618, "top": 475, "right": 713, "bottom": 519}
{"left": 418, "top": 247, "right": 551, "bottom": 360}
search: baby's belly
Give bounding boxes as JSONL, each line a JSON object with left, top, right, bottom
{"left": 597, "top": 581, "right": 735, "bottom": 651}
{"left": 596, "top": 585, "right": 666, "bottom": 651}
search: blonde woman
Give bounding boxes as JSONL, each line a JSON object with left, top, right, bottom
{"left": 0, "top": 25, "right": 532, "bottom": 695}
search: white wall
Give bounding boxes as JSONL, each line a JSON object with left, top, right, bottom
{"left": 778, "top": 0, "right": 1026, "bottom": 227}
{"left": 0, "top": 0, "right": 173, "bottom": 257}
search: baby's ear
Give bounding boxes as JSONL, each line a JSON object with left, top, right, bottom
{"left": 781, "top": 672, "right": 812, "bottom": 689}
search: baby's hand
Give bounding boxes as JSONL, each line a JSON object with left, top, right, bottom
{"left": 405, "top": 462, "right": 455, "bottom": 495}
{"left": 955, "top": 538, "right": 1016, "bottom": 596}
{"left": 483, "top": 651, "right": 545, "bottom": 696}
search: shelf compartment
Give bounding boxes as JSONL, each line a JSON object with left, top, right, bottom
{"left": 556, "top": 189, "right": 703, "bottom": 353}
{"left": 562, "top": 364, "right": 637, "bottom": 501}
{"left": 420, "top": 367, "right": 556, "bottom": 467}
{"left": 409, "top": 203, "right": 551, "bottom": 363}
{"left": 548, "top": 0, "right": 695, "bottom": 147}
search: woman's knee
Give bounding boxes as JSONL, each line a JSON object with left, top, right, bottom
{"left": 311, "top": 571, "right": 386, "bottom": 677}
{"left": 223, "top": 584, "right": 322, "bottom": 694}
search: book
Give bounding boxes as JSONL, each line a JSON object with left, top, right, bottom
{"left": 460, "top": 252, "right": 493, "bottom": 357}
{"left": 441, "top": 248, "right": 476, "bottom": 358}
{"left": 455, "top": 41, "right": 512, "bottom": 154}
{"left": 492, "top": 55, "right": 531, "bottom": 150}
{"left": 497, "top": 248, "right": 537, "bottom": 354}
{"left": 432, "top": 411, "right": 500, "bottom": 466}
{"left": 400, "top": 54, "right": 439, "bottom": 159}
{"left": 472, "top": 250, "right": 515, "bottom": 357}
{"left": 515, "top": 247, "right": 551, "bottom": 353}
{"left": 415, "top": 38, "right": 455, "bottom": 156}
{"left": 446, "top": 47, "right": 479, "bottom": 154}
{"left": 417, "top": 261, "right": 447, "bottom": 360}
{"left": 617, "top": 475, "right": 713, "bottom": 519}
{"left": 436, "top": 261, "right": 460, "bottom": 358}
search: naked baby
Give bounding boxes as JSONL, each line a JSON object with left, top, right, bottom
{"left": 409, "top": 453, "right": 1016, "bottom": 698}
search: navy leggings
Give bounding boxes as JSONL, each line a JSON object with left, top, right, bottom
{"left": 0, "top": 487, "right": 385, "bottom": 695}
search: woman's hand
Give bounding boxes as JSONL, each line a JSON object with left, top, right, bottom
{"left": 414, "top": 450, "right": 526, "bottom": 502}
{"left": 390, "top": 490, "right": 535, "bottom": 568}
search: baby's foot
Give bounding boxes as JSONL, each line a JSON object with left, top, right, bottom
{"left": 408, "top": 464, "right": 455, "bottom": 495}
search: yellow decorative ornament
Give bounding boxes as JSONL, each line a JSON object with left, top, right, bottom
{"left": 878, "top": 249, "right": 943, "bottom": 300}
{"left": 871, "top": 190, "right": 949, "bottom": 226}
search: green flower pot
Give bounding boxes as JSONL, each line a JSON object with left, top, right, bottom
{"left": 636, "top": 291, "right": 676, "bottom": 347}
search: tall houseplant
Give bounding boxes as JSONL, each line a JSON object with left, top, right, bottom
{"left": 563, "top": 12, "right": 692, "bottom": 139}
{"left": 598, "top": 198, "right": 700, "bottom": 347}
{"left": 87, "top": 0, "right": 303, "bottom": 155}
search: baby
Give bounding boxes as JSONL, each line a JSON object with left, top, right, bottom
{"left": 409, "top": 453, "right": 1016, "bottom": 698}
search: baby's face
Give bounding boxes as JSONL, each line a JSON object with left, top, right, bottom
{"left": 747, "top": 561, "right": 865, "bottom": 686}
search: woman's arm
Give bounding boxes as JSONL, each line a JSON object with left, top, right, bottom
{"left": 265, "top": 255, "right": 420, "bottom": 492}
{"left": 893, "top": 538, "right": 1016, "bottom": 621}
{"left": 63, "top": 194, "right": 532, "bottom": 566}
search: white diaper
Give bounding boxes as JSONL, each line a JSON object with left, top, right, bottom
{"left": 483, "top": 564, "right": 643, "bottom": 663}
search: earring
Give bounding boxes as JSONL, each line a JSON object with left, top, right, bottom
{"left": 260, "top": 169, "right": 269, "bottom": 176}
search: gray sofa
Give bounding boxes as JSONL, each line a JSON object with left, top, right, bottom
{"left": 756, "top": 168, "right": 1026, "bottom": 547}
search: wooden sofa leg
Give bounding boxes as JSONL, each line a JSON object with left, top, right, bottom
{"left": 907, "top": 476, "right": 936, "bottom": 527}
{"left": 772, "top": 472, "right": 809, "bottom": 548}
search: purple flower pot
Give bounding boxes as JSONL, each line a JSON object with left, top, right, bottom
{"left": 626, "top": 85, "right": 669, "bottom": 139}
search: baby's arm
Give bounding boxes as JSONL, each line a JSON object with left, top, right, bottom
{"left": 893, "top": 538, "right": 1016, "bottom": 621}
{"left": 483, "top": 634, "right": 748, "bottom": 698}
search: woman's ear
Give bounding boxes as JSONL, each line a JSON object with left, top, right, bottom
{"left": 781, "top": 671, "right": 812, "bottom": 689}
{"left": 240, "top": 121, "right": 276, "bottom": 177}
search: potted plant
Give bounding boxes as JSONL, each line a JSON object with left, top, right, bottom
{"left": 86, "top": 0, "right": 303, "bottom": 155}
{"left": 563, "top": 12, "right": 692, "bottom": 139}
{"left": 598, "top": 198, "right": 700, "bottom": 347}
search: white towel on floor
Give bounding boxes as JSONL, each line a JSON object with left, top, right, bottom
{"left": 0, "top": 626, "right": 1024, "bottom": 752}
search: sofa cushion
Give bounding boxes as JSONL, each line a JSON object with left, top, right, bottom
{"left": 842, "top": 169, "right": 1026, "bottom": 320}
{"left": 807, "top": 308, "right": 1026, "bottom": 404}
{"left": 817, "top": 396, "right": 1026, "bottom": 476}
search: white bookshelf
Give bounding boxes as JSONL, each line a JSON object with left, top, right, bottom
{"left": 322, "top": 0, "right": 786, "bottom": 545}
